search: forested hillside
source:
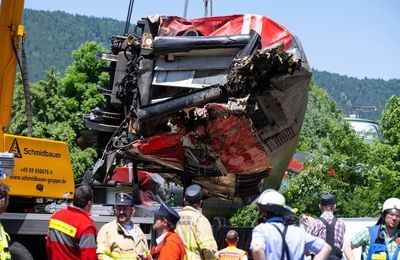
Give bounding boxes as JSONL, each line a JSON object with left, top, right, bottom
{"left": 313, "top": 70, "right": 400, "bottom": 120}
{"left": 23, "top": 9, "right": 126, "bottom": 81}
{"left": 23, "top": 9, "right": 400, "bottom": 120}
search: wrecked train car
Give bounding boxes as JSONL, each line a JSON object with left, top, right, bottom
{"left": 81, "top": 14, "right": 311, "bottom": 203}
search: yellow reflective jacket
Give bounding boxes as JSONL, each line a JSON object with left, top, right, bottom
{"left": 97, "top": 219, "right": 149, "bottom": 260}
{"left": 0, "top": 223, "right": 10, "bottom": 260}
{"left": 175, "top": 206, "right": 218, "bottom": 260}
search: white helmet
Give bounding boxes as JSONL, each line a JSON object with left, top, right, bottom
{"left": 257, "top": 189, "right": 286, "bottom": 207}
{"left": 382, "top": 198, "right": 400, "bottom": 212}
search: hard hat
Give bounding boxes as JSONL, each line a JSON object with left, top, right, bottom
{"left": 185, "top": 184, "right": 202, "bottom": 204}
{"left": 257, "top": 189, "right": 292, "bottom": 216}
{"left": 382, "top": 198, "right": 400, "bottom": 212}
{"left": 257, "top": 189, "right": 285, "bottom": 207}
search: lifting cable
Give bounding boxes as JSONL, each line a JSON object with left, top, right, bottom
{"left": 11, "top": 32, "right": 33, "bottom": 137}
{"left": 124, "top": 0, "right": 135, "bottom": 35}
{"left": 183, "top": 0, "right": 189, "bottom": 18}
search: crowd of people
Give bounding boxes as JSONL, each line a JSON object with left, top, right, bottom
{"left": 0, "top": 182, "right": 400, "bottom": 259}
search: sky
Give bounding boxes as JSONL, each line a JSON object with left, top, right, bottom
{"left": 24, "top": 0, "right": 400, "bottom": 80}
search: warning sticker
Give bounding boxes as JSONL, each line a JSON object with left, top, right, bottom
{"left": 9, "top": 139, "right": 22, "bottom": 158}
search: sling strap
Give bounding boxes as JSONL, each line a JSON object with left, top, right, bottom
{"left": 318, "top": 217, "right": 342, "bottom": 259}
{"left": 318, "top": 217, "right": 337, "bottom": 248}
{"left": 271, "top": 224, "right": 291, "bottom": 260}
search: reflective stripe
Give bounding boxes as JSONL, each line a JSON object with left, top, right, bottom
{"left": 96, "top": 244, "right": 137, "bottom": 259}
{"left": 96, "top": 244, "right": 110, "bottom": 254}
{"left": 49, "top": 218, "right": 77, "bottom": 237}
{"left": 197, "top": 237, "right": 215, "bottom": 249}
{"left": 79, "top": 234, "right": 96, "bottom": 248}
{"left": 49, "top": 229, "right": 78, "bottom": 248}
{"left": 96, "top": 245, "right": 114, "bottom": 260}
{"left": 186, "top": 231, "right": 197, "bottom": 253}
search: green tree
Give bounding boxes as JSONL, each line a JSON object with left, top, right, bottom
{"left": 10, "top": 41, "right": 108, "bottom": 180}
{"left": 380, "top": 96, "right": 400, "bottom": 146}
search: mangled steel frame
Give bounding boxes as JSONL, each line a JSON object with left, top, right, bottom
{"left": 82, "top": 14, "right": 311, "bottom": 202}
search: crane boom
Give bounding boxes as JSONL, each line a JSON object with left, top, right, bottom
{"left": 0, "top": 0, "right": 25, "bottom": 152}
{"left": 0, "top": 0, "right": 75, "bottom": 199}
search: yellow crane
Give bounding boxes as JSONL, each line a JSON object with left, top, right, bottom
{"left": 0, "top": 0, "right": 74, "bottom": 200}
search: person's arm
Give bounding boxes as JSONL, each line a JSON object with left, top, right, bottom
{"left": 136, "top": 227, "right": 150, "bottom": 260}
{"left": 303, "top": 232, "right": 330, "bottom": 259}
{"left": 96, "top": 226, "right": 111, "bottom": 260}
{"left": 195, "top": 216, "right": 218, "bottom": 260}
{"left": 251, "top": 246, "right": 266, "bottom": 260}
{"left": 45, "top": 235, "right": 52, "bottom": 260}
{"left": 343, "top": 241, "right": 356, "bottom": 260}
{"left": 313, "top": 243, "right": 331, "bottom": 260}
{"left": 250, "top": 225, "right": 266, "bottom": 260}
{"left": 79, "top": 226, "right": 97, "bottom": 260}
{"left": 343, "top": 227, "right": 370, "bottom": 260}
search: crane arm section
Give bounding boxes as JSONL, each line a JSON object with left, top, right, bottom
{"left": 0, "top": 0, "right": 25, "bottom": 152}
{"left": 0, "top": 1, "right": 75, "bottom": 199}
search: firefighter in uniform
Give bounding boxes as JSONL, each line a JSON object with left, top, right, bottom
{"left": 46, "top": 185, "right": 97, "bottom": 260}
{"left": 0, "top": 183, "right": 10, "bottom": 260}
{"left": 97, "top": 193, "right": 149, "bottom": 259}
{"left": 151, "top": 202, "right": 186, "bottom": 260}
{"left": 216, "top": 230, "right": 247, "bottom": 260}
{"left": 175, "top": 184, "right": 218, "bottom": 260}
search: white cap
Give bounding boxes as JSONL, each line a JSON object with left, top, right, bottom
{"left": 382, "top": 198, "right": 400, "bottom": 212}
{"left": 257, "top": 189, "right": 286, "bottom": 207}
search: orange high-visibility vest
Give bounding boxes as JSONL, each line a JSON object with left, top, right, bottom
{"left": 217, "top": 245, "right": 247, "bottom": 260}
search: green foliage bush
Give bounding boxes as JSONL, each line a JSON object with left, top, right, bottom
{"left": 230, "top": 205, "right": 258, "bottom": 228}
{"left": 11, "top": 41, "right": 108, "bottom": 180}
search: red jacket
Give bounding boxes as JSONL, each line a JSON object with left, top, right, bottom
{"left": 46, "top": 205, "right": 97, "bottom": 260}
{"left": 151, "top": 231, "right": 186, "bottom": 260}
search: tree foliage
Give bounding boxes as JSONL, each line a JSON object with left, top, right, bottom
{"left": 10, "top": 41, "right": 108, "bottom": 180}
{"left": 23, "top": 9, "right": 126, "bottom": 82}
{"left": 230, "top": 205, "right": 258, "bottom": 228}
{"left": 313, "top": 69, "right": 400, "bottom": 120}
{"left": 380, "top": 96, "right": 400, "bottom": 146}
{"left": 230, "top": 80, "right": 400, "bottom": 226}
